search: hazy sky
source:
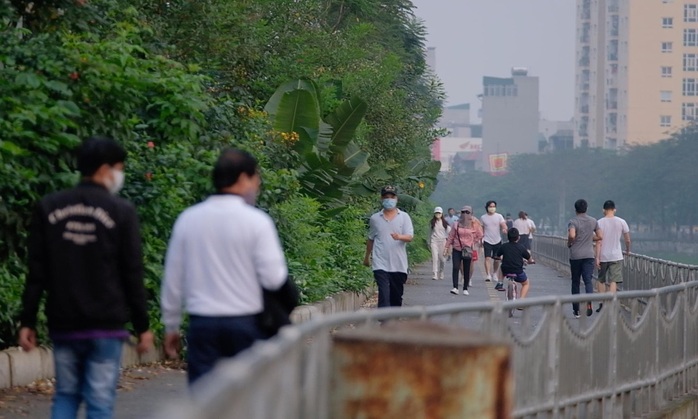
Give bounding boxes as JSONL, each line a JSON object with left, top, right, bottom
{"left": 411, "top": 0, "right": 575, "bottom": 121}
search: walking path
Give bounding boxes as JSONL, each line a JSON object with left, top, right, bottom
{"left": 405, "top": 258, "right": 571, "bottom": 306}
{"left": 0, "top": 259, "right": 579, "bottom": 418}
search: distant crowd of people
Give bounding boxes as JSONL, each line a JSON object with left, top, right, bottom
{"left": 364, "top": 189, "right": 632, "bottom": 321}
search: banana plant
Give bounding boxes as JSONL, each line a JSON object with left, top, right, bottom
{"left": 264, "top": 78, "right": 369, "bottom": 204}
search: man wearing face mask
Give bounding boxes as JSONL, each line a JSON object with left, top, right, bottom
{"left": 480, "top": 200, "right": 508, "bottom": 291}
{"left": 161, "top": 148, "right": 295, "bottom": 385}
{"left": 364, "top": 185, "right": 414, "bottom": 307}
{"left": 18, "top": 136, "right": 153, "bottom": 419}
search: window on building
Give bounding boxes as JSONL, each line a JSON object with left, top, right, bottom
{"left": 660, "top": 115, "right": 672, "bottom": 127}
{"left": 661, "top": 90, "right": 673, "bottom": 102}
{"left": 682, "top": 103, "right": 698, "bottom": 121}
{"left": 663, "top": 17, "right": 674, "bottom": 28}
{"left": 683, "top": 78, "right": 698, "bottom": 96}
{"left": 685, "top": 54, "right": 698, "bottom": 72}
{"left": 610, "top": 15, "right": 619, "bottom": 36}
{"left": 662, "top": 42, "right": 673, "bottom": 53}
{"left": 662, "top": 66, "right": 673, "bottom": 77}
{"left": 685, "top": 29, "right": 698, "bottom": 47}
{"left": 686, "top": 4, "right": 698, "bottom": 22}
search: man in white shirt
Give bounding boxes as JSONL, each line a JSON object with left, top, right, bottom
{"left": 525, "top": 212, "right": 536, "bottom": 248}
{"left": 595, "top": 200, "right": 631, "bottom": 312}
{"left": 480, "top": 200, "right": 508, "bottom": 290}
{"left": 363, "top": 185, "right": 414, "bottom": 307}
{"left": 512, "top": 211, "right": 536, "bottom": 250}
{"left": 160, "top": 149, "right": 295, "bottom": 385}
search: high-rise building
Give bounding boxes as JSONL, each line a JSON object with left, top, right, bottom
{"left": 575, "top": 0, "right": 698, "bottom": 149}
{"left": 481, "top": 68, "right": 539, "bottom": 172}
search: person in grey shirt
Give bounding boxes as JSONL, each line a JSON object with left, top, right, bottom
{"left": 567, "top": 199, "right": 603, "bottom": 318}
{"left": 363, "top": 185, "right": 414, "bottom": 307}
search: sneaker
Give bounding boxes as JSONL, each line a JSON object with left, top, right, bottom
{"left": 495, "top": 282, "right": 504, "bottom": 291}
{"left": 450, "top": 288, "right": 459, "bottom": 295}
{"left": 468, "top": 279, "right": 473, "bottom": 287}
{"left": 485, "top": 274, "right": 492, "bottom": 282}
{"left": 432, "top": 277, "right": 438, "bottom": 281}
{"left": 586, "top": 303, "right": 593, "bottom": 317}
{"left": 596, "top": 303, "right": 603, "bottom": 313}
{"left": 573, "top": 310, "right": 580, "bottom": 319}
{"left": 463, "top": 289, "right": 470, "bottom": 296}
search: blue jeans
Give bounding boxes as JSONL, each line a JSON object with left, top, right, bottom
{"left": 570, "top": 258, "right": 595, "bottom": 312}
{"left": 51, "top": 338, "right": 124, "bottom": 419}
{"left": 186, "top": 315, "right": 265, "bottom": 385}
{"left": 373, "top": 270, "right": 408, "bottom": 307}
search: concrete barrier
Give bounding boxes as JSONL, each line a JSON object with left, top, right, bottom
{"left": 0, "top": 351, "right": 10, "bottom": 388}
{"left": 0, "top": 287, "right": 377, "bottom": 390}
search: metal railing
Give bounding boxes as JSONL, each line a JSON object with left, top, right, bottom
{"left": 533, "top": 235, "right": 698, "bottom": 290}
{"left": 156, "top": 236, "right": 698, "bottom": 419}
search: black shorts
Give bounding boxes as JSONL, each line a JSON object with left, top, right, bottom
{"left": 483, "top": 241, "right": 502, "bottom": 258}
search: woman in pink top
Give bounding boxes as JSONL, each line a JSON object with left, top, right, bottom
{"left": 444, "top": 205, "right": 484, "bottom": 296}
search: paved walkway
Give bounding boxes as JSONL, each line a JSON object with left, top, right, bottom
{"left": 0, "top": 260, "right": 580, "bottom": 418}
{"left": 405, "top": 257, "right": 573, "bottom": 307}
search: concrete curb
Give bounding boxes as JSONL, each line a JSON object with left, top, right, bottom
{"left": 0, "top": 287, "right": 376, "bottom": 390}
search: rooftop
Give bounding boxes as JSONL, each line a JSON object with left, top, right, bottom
{"left": 483, "top": 76, "right": 515, "bottom": 86}
{"left": 446, "top": 103, "right": 470, "bottom": 110}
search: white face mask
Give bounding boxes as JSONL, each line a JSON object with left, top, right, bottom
{"left": 107, "top": 168, "right": 125, "bottom": 195}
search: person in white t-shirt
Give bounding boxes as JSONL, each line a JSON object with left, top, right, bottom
{"left": 595, "top": 200, "right": 631, "bottom": 312}
{"left": 512, "top": 211, "right": 535, "bottom": 250}
{"left": 525, "top": 212, "right": 536, "bottom": 248}
{"left": 480, "top": 200, "right": 508, "bottom": 291}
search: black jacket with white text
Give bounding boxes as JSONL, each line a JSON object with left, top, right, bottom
{"left": 19, "top": 181, "right": 149, "bottom": 335}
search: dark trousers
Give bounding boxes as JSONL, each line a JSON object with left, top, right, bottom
{"left": 518, "top": 235, "right": 530, "bottom": 250}
{"left": 452, "top": 249, "right": 472, "bottom": 290}
{"left": 570, "top": 258, "right": 595, "bottom": 312}
{"left": 374, "top": 270, "right": 408, "bottom": 307}
{"left": 186, "top": 314, "right": 265, "bottom": 385}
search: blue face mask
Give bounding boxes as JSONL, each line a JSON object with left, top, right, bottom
{"left": 382, "top": 198, "right": 397, "bottom": 209}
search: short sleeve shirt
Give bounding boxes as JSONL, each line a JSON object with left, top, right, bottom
{"left": 597, "top": 216, "right": 629, "bottom": 262}
{"left": 480, "top": 213, "right": 505, "bottom": 245}
{"left": 497, "top": 242, "right": 531, "bottom": 274}
{"left": 512, "top": 218, "right": 531, "bottom": 235}
{"left": 368, "top": 210, "right": 414, "bottom": 273}
{"left": 568, "top": 214, "right": 599, "bottom": 260}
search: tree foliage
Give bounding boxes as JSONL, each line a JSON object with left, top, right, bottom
{"left": 0, "top": 0, "right": 444, "bottom": 347}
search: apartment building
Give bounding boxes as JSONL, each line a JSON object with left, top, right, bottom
{"left": 575, "top": 0, "right": 698, "bottom": 148}
{"left": 481, "top": 68, "right": 539, "bottom": 171}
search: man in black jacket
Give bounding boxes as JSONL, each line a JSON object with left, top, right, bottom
{"left": 18, "top": 136, "right": 153, "bottom": 419}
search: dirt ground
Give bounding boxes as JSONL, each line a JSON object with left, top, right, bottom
{"left": 0, "top": 360, "right": 187, "bottom": 419}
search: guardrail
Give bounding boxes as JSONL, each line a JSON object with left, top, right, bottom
{"left": 533, "top": 235, "right": 698, "bottom": 290}
{"left": 155, "top": 236, "right": 698, "bottom": 419}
